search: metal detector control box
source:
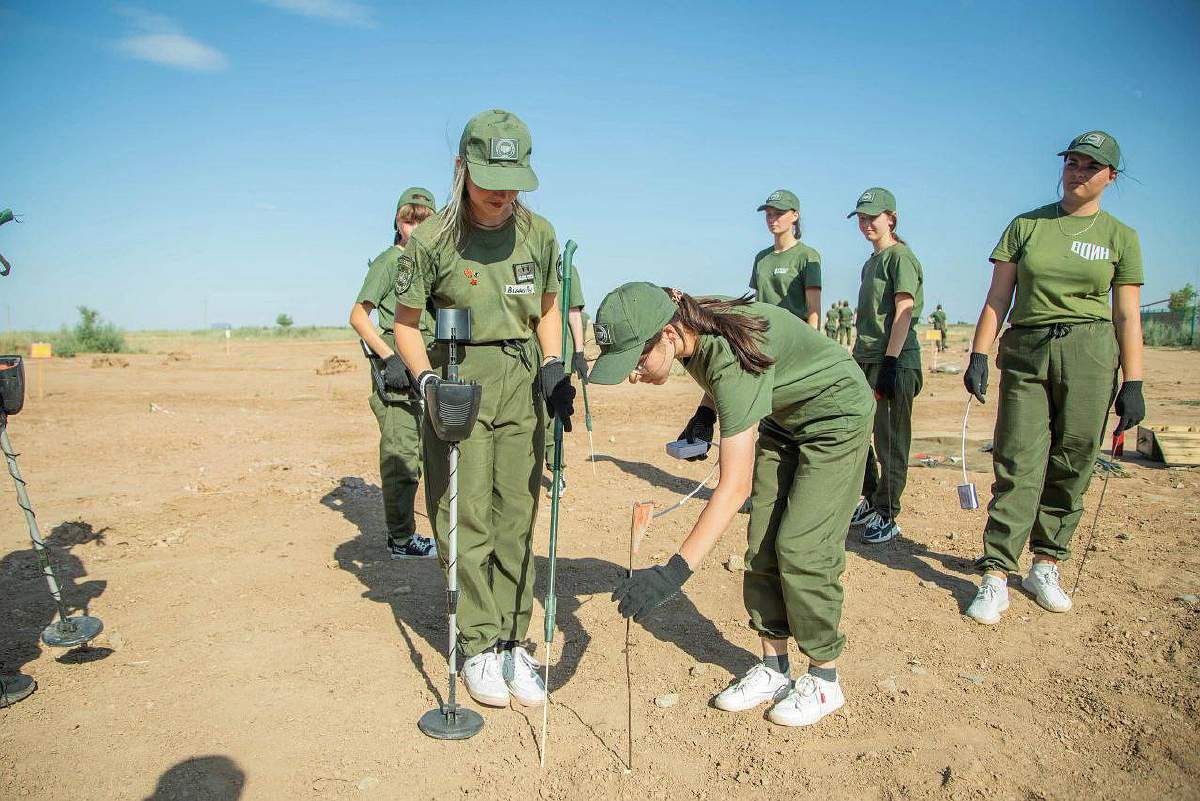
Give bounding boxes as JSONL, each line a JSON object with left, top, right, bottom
{"left": 425, "top": 309, "right": 483, "bottom": 444}
{"left": 666, "top": 439, "right": 710, "bottom": 460}
{"left": 0, "top": 355, "right": 24, "bottom": 416}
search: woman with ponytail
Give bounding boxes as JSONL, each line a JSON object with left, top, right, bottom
{"left": 588, "top": 283, "right": 874, "bottom": 728}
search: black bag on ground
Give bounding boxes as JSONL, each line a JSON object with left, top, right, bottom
{"left": 0, "top": 355, "right": 24, "bottom": 416}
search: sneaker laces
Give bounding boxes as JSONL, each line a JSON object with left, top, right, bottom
{"left": 793, "top": 674, "right": 819, "bottom": 699}
{"left": 1036, "top": 564, "right": 1064, "bottom": 592}
{"left": 976, "top": 582, "right": 999, "bottom": 602}
{"left": 733, "top": 663, "right": 775, "bottom": 693}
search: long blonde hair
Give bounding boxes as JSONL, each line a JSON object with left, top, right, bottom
{"left": 436, "top": 160, "right": 532, "bottom": 249}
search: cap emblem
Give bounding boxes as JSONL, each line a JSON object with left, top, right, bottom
{"left": 767, "top": 192, "right": 782, "bottom": 202}
{"left": 859, "top": 191, "right": 874, "bottom": 203}
{"left": 594, "top": 323, "right": 613, "bottom": 346}
{"left": 1080, "top": 132, "right": 1106, "bottom": 147}
{"left": 490, "top": 138, "right": 519, "bottom": 161}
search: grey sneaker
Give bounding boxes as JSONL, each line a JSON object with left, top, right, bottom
{"left": 1022, "top": 562, "right": 1072, "bottom": 613}
{"left": 389, "top": 535, "right": 437, "bottom": 560}
{"left": 966, "top": 574, "right": 1010, "bottom": 625}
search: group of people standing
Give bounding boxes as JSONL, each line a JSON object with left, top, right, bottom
{"left": 349, "top": 110, "right": 1146, "bottom": 733}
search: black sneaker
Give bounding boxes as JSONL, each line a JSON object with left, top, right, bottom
{"left": 388, "top": 535, "right": 437, "bottom": 560}
{"left": 861, "top": 513, "right": 900, "bottom": 545}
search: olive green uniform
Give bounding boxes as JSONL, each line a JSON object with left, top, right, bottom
{"left": 396, "top": 211, "right": 559, "bottom": 658}
{"left": 836, "top": 304, "right": 853, "bottom": 346}
{"left": 684, "top": 303, "right": 874, "bottom": 663}
{"left": 853, "top": 243, "right": 924, "bottom": 519}
{"left": 824, "top": 308, "right": 839, "bottom": 339}
{"left": 544, "top": 264, "right": 584, "bottom": 466}
{"left": 356, "top": 246, "right": 434, "bottom": 545}
{"left": 979, "top": 204, "right": 1142, "bottom": 573}
{"left": 749, "top": 242, "right": 822, "bottom": 322}
{"left": 930, "top": 308, "right": 948, "bottom": 352}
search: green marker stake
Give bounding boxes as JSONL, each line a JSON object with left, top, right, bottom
{"left": 540, "top": 239, "right": 576, "bottom": 768}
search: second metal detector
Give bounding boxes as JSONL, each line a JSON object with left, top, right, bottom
{"left": 417, "top": 310, "right": 485, "bottom": 741}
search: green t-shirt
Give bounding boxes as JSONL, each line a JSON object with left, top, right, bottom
{"left": 395, "top": 210, "right": 560, "bottom": 343}
{"left": 749, "top": 241, "right": 822, "bottom": 321}
{"left": 836, "top": 305, "right": 853, "bottom": 326}
{"left": 852, "top": 242, "right": 924, "bottom": 368}
{"left": 356, "top": 245, "right": 434, "bottom": 346}
{"left": 824, "top": 309, "right": 839, "bottom": 331}
{"left": 683, "top": 302, "right": 863, "bottom": 438}
{"left": 989, "top": 203, "right": 1144, "bottom": 327}
{"left": 930, "top": 309, "right": 947, "bottom": 330}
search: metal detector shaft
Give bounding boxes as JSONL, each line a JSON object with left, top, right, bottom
{"left": 446, "top": 443, "right": 461, "bottom": 714}
{"left": 1, "top": 425, "right": 73, "bottom": 625}
{"left": 580, "top": 379, "right": 597, "bottom": 476}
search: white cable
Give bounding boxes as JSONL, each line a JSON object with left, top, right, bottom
{"left": 653, "top": 445, "right": 722, "bottom": 520}
{"left": 960, "top": 398, "right": 972, "bottom": 486}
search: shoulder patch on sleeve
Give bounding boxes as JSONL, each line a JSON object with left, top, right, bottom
{"left": 394, "top": 254, "right": 415, "bottom": 295}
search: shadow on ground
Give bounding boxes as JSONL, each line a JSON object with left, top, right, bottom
{"left": 321, "top": 477, "right": 756, "bottom": 700}
{"left": 847, "top": 531, "right": 979, "bottom": 612}
{"left": 144, "top": 755, "right": 245, "bottom": 801}
{"left": 0, "top": 520, "right": 108, "bottom": 674}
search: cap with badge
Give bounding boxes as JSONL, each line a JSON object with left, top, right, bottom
{"left": 397, "top": 186, "right": 437, "bottom": 213}
{"left": 587, "top": 282, "right": 677, "bottom": 385}
{"left": 458, "top": 109, "right": 538, "bottom": 192}
{"left": 1057, "top": 130, "right": 1121, "bottom": 169}
{"left": 847, "top": 187, "right": 897, "bottom": 219}
{"left": 757, "top": 189, "right": 799, "bottom": 213}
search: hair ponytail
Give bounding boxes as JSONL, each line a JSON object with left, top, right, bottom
{"left": 658, "top": 289, "right": 776, "bottom": 375}
{"left": 885, "top": 211, "right": 906, "bottom": 245}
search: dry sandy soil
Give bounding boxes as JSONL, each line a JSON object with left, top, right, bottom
{"left": 1, "top": 331, "right": 1198, "bottom": 801}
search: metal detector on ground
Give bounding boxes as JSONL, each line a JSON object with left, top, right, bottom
{"left": 417, "top": 310, "right": 485, "bottom": 741}
{"left": 0, "top": 355, "right": 104, "bottom": 649}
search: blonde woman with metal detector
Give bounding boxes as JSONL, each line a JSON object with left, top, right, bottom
{"left": 588, "top": 283, "right": 873, "bottom": 727}
{"left": 392, "top": 109, "right": 575, "bottom": 717}
{"left": 963, "top": 131, "right": 1144, "bottom": 625}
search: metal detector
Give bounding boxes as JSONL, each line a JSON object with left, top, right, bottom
{"left": 0, "top": 355, "right": 104, "bottom": 648}
{"left": 417, "top": 310, "right": 485, "bottom": 741}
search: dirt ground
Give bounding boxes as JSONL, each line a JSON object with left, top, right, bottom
{"left": 1, "top": 331, "right": 1198, "bottom": 801}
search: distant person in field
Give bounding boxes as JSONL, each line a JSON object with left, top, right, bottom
{"left": 393, "top": 109, "right": 574, "bottom": 710}
{"left": 928, "top": 304, "right": 948, "bottom": 352}
{"left": 748, "top": 190, "right": 821, "bottom": 328}
{"left": 836, "top": 300, "right": 854, "bottom": 346}
{"left": 847, "top": 188, "right": 925, "bottom": 546}
{"left": 824, "top": 303, "right": 839, "bottom": 339}
{"left": 588, "top": 283, "right": 874, "bottom": 728}
{"left": 963, "top": 131, "right": 1145, "bottom": 625}
{"left": 348, "top": 188, "right": 438, "bottom": 560}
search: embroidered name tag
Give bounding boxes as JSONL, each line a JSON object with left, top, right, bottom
{"left": 504, "top": 284, "right": 535, "bottom": 295}
{"left": 513, "top": 262, "right": 536, "bottom": 284}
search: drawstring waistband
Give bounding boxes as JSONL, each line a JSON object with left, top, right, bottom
{"left": 499, "top": 339, "right": 534, "bottom": 371}
{"left": 1045, "top": 323, "right": 1073, "bottom": 341}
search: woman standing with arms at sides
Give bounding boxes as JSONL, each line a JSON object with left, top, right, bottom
{"left": 846, "top": 188, "right": 924, "bottom": 545}
{"left": 749, "top": 190, "right": 822, "bottom": 328}
{"left": 348, "top": 187, "right": 438, "bottom": 559}
{"left": 589, "top": 283, "right": 874, "bottom": 727}
{"left": 963, "top": 131, "right": 1144, "bottom": 625}
{"left": 392, "top": 109, "right": 576, "bottom": 708}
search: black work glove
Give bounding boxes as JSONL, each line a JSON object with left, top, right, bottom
{"left": 1113, "top": 380, "right": 1145, "bottom": 434}
{"left": 413, "top": 369, "right": 441, "bottom": 403}
{"left": 382, "top": 354, "right": 411, "bottom": 392}
{"left": 963, "top": 352, "right": 989, "bottom": 404}
{"left": 612, "top": 554, "right": 693, "bottom": 622}
{"left": 572, "top": 351, "right": 590, "bottom": 382}
{"left": 875, "top": 355, "right": 900, "bottom": 400}
{"left": 677, "top": 404, "right": 717, "bottom": 461}
{"left": 539, "top": 359, "right": 576, "bottom": 432}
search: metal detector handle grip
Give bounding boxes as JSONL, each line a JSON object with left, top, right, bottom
{"left": 359, "top": 340, "right": 408, "bottom": 403}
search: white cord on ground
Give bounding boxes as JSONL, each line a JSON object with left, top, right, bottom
{"left": 653, "top": 459, "right": 721, "bottom": 520}
{"left": 961, "top": 398, "right": 972, "bottom": 486}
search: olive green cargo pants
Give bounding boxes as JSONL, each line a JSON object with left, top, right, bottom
{"left": 858, "top": 360, "right": 923, "bottom": 519}
{"left": 838, "top": 325, "right": 853, "bottom": 347}
{"left": 978, "top": 322, "right": 1119, "bottom": 574}
{"left": 743, "top": 370, "right": 874, "bottom": 663}
{"left": 423, "top": 341, "right": 543, "bottom": 658}
{"left": 824, "top": 326, "right": 838, "bottom": 340}
{"left": 368, "top": 390, "right": 423, "bottom": 544}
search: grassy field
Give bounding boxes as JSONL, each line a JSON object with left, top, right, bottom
{"left": 0, "top": 325, "right": 357, "bottom": 356}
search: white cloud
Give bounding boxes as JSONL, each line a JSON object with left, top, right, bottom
{"left": 255, "top": 0, "right": 375, "bottom": 27}
{"left": 113, "top": 6, "right": 229, "bottom": 72}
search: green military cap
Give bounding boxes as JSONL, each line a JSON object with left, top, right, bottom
{"left": 847, "top": 187, "right": 897, "bottom": 218}
{"left": 588, "top": 282, "right": 677, "bottom": 385}
{"left": 459, "top": 109, "right": 538, "bottom": 192}
{"left": 1057, "top": 130, "right": 1121, "bottom": 169}
{"left": 396, "top": 187, "right": 436, "bottom": 212}
{"left": 757, "top": 189, "right": 799, "bottom": 212}
{"left": 0, "top": 209, "right": 13, "bottom": 227}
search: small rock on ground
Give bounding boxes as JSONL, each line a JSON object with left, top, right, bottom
{"left": 654, "top": 693, "right": 679, "bottom": 708}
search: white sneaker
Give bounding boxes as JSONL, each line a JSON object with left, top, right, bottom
{"left": 767, "top": 673, "right": 844, "bottom": 727}
{"left": 1022, "top": 562, "right": 1072, "bottom": 613}
{"left": 713, "top": 663, "right": 791, "bottom": 712}
{"left": 502, "top": 645, "right": 546, "bottom": 706}
{"left": 462, "top": 651, "right": 509, "bottom": 707}
{"left": 966, "top": 574, "right": 1009, "bottom": 625}
{"left": 849, "top": 498, "right": 874, "bottom": 528}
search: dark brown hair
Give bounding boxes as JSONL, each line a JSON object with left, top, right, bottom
{"left": 653, "top": 289, "right": 776, "bottom": 375}
{"left": 883, "top": 211, "right": 906, "bottom": 245}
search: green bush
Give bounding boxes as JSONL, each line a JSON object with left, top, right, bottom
{"left": 1142, "top": 318, "right": 1196, "bottom": 348}
{"left": 68, "top": 306, "right": 126, "bottom": 353}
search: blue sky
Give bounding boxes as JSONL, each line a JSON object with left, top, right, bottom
{"left": 2, "top": 1, "right": 1198, "bottom": 330}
